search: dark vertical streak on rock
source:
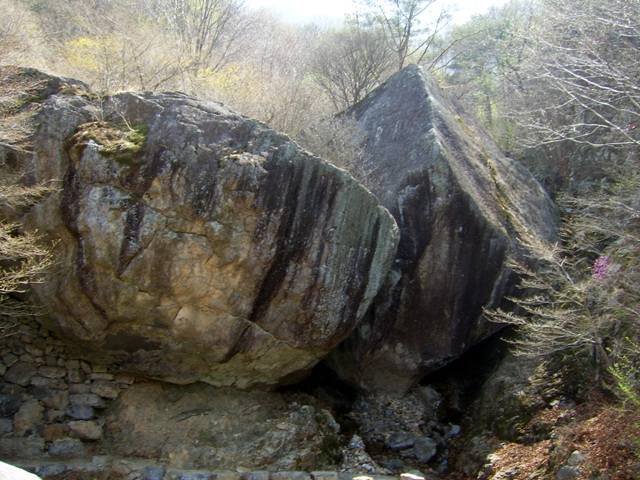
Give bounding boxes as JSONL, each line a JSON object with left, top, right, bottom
{"left": 250, "top": 160, "right": 303, "bottom": 325}
{"left": 301, "top": 182, "right": 339, "bottom": 312}
{"left": 136, "top": 146, "right": 168, "bottom": 194}
{"left": 118, "top": 198, "right": 145, "bottom": 276}
{"left": 186, "top": 148, "right": 219, "bottom": 217}
{"left": 250, "top": 154, "right": 335, "bottom": 332}
{"left": 60, "top": 157, "right": 108, "bottom": 320}
{"left": 395, "top": 170, "right": 436, "bottom": 272}
{"left": 332, "top": 216, "right": 382, "bottom": 344}
{"left": 218, "top": 323, "right": 252, "bottom": 364}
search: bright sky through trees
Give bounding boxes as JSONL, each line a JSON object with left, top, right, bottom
{"left": 243, "top": 0, "right": 510, "bottom": 25}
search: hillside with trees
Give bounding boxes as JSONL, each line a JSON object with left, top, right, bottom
{"left": 2, "top": 0, "right": 640, "bottom": 478}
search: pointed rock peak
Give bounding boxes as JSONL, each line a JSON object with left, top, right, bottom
{"left": 347, "top": 63, "right": 555, "bottom": 247}
{"left": 329, "top": 63, "right": 559, "bottom": 395}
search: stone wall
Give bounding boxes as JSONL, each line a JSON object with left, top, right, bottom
{"left": 0, "top": 317, "right": 135, "bottom": 462}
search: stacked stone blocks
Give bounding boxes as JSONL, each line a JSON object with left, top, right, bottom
{"left": 0, "top": 318, "right": 135, "bottom": 459}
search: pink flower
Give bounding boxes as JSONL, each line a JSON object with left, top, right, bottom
{"left": 593, "top": 255, "right": 611, "bottom": 282}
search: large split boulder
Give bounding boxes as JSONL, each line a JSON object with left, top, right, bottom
{"left": 8, "top": 69, "right": 398, "bottom": 389}
{"left": 326, "top": 64, "right": 559, "bottom": 395}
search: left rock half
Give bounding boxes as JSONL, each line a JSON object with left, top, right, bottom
{"left": 10, "top": 70, "right": 399, "bottom": 389}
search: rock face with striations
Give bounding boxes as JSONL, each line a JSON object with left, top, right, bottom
{"left": 102, "top": 381, "right": 341, "bottom": 471}
{"left": 326, "top": 64, "right": 559, "bottom": 395}
{"left": 8, "top": 69, "right": 399, "bottom": 389}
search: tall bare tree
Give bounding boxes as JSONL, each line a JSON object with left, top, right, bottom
{"left": 357, "top": 0, "right": 451, "bottom": 71}
{"left": 312, "top": 25, "right": 393, "bottom": 111}
{"left": 147, "top": 0, "right": 247, "bottom": 74}
{"left": 517, "top": 0, "right": 640, "bottom": 152}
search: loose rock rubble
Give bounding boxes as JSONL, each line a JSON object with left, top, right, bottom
{"left": 340, "top": 435, "right": 386, "bottom": 476}
{"left": 5, "top": 452, "right": 441, "bottom": 480}
{"left": 347, "top": 387, "right": 461, "bottom": 475}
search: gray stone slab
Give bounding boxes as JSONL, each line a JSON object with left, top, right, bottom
{"left": 4, "top": 362, "right": 37, "bottom": 386}
{"left": 48, "top": 438, "right": 87, "bottom": 457}
{"left": 0, "top": 437, "right": 45, "bottom": 457}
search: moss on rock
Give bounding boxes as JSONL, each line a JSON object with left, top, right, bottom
{"left": 69, "top": 121, "right": 148, "bottom": 165}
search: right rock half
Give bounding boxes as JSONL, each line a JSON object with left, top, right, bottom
{"left": 326, "top": 64, "right": 559, "bottom": 395}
